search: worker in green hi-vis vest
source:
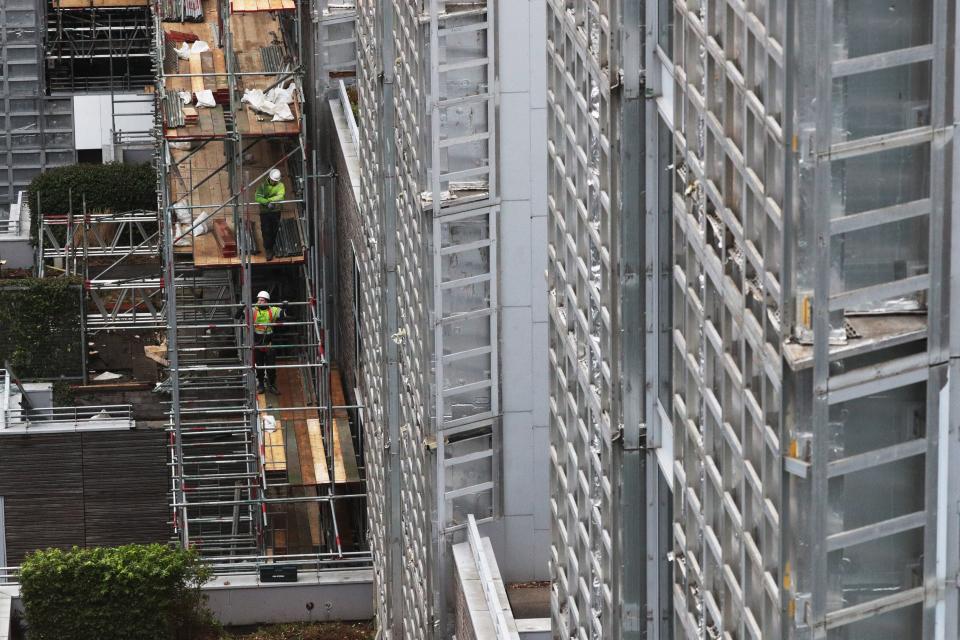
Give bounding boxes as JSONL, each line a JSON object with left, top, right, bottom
{"left": 255, "top": 168, "right": 285, "bottom": 261}
{"left": 236, "top": 290, "right": 288, "bottom": 393}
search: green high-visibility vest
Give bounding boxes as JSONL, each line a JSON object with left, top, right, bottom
{"left": 254, "top": 306, "right": 281, "bottom": 335}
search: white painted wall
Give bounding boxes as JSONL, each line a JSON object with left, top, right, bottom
{"left": 73, "top": 94, "right": 154, "bottom": 153}
{"left": 479, "top": 0, "right": 551, "bottom": 584}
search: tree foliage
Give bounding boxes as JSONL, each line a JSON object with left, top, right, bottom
{"left": 0, "top": 276, "right": 82, "bottom": 378}
{"left": 20, "top": 544, "right": 215, "bottom": 640}
{"left": 27, "top": 162, "right": 157, "bottom": 245}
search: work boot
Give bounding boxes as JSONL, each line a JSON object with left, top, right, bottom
{"left": 267, "top": 381, "right": 279, "bottom": 395}
{"left": 266, "top": 250, "right": 274, "bottom": 261}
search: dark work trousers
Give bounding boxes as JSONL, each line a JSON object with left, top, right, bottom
{"left": 260, "top": 209, "right": 281, "bottom": 254}
{"left": 254, "top": 332, "right": 276, "bottom": 387}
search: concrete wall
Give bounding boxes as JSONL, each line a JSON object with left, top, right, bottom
{"left": 204, "top": 569, "right": 373, "bottom": 626}
{"left": 480, "top": 0, "right": 550, "bottom": 584}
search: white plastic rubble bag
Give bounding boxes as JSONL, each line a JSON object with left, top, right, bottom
{"left": 261, "top": 414, "right": 277, "bottom": 432}
{"left": 241, "top": 88, "right": 267, "bottom": 111}
{"left": 179, "top": 91, "right": 192, "bottom": 105}
{"left": 195, "top": 89, "right": 216, "bottom": 108}
{"left": 175, "top": 42, "right": 191, "bottom": 60}
{"left": 190, "top": 40, "right": 210, "bottom": 54}
{"left": 271, "top": 102, "right": 294, "bottom": 122}
{"left": 192, "top": 210, "right": 213, "bottom": 236}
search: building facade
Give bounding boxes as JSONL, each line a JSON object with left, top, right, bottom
{"left": 347, "top": 0, "right": 550, "bottom": 637}
{"left": 549, "top": 0, "right": 960, "bottom": 638}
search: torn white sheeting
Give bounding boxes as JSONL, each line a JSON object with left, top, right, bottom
{"left": 240, "top": 82, "right": 296, "bottom": 122}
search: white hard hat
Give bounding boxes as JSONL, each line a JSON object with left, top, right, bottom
{"left": 256, "top": 290, "right": 271, "bottom": 301}
{"left": 268, "top": 169, "right": 281, "bottom": 182}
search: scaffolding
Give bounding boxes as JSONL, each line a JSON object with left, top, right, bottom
{"left": 154, "top": 0, "right": 369, "bottom": 571}
{"left": 45, "top": 2, "right": 154, "bottom": 93}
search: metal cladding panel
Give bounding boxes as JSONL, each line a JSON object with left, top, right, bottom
{"left": 0, "top": 0, "right": 76, "bottom": 213}
{"left": 662, "top": 0, "right": 788, "bottom": 636}
{"left": 659, "top": 0, "right": 958, "bottom": 638}
{"left": 545, "top": 0, "right": 624, "bottom": 637}
{"left": 357, "top": 0, "right": 500, "bottom": 637}
{"left": 355, "top": 0, "right": 393, "bottom": 631}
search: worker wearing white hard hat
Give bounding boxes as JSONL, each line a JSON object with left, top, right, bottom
{"left": 255, "top": 167, "right": 286, "bottom": 261}
{"left": 236, "top": 289, "right": 288, "bottom": 393}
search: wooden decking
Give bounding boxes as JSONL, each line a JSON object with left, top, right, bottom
{"left": 266, "top": 365, "right": 359, "bottom": 488}
{"left": 257, "top": 391, "right": 286, "bottom": 472}
{"left": 329, "top": 369, "right": 360, "bottom": 484}
{"left": 161, "top": 0, "right": 301, "bottom": 140}
{"left": 230, "top": 0, "right": 295, "bottom": 12}
{"left": 168, "top": 138, "right": 304, "bottom": 267}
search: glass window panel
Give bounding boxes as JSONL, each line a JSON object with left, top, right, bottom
{"left": 827, "top": 456, "right": 925, "bottom": 535}
{"left": 444, "top": 425, "right": 493, "bottom": 460}
{"left": 827, "top": 529, "right": 923, "bottom": 613}
{"left": 446, "top": 490, "right": 493, "bottom": 527}
{"left": 5, "top": 47, "right": 35, "bottom": 63}
{"left": 443, "top": 386, "right": 492, "bottom": 422}
{"left": 440, "top": 215, "right": 489, "bottom": 248}
{"left": 441, "top": 245, "right": 489, "bottom": 282}
{"left": 8, "top": 98, "right": 37, "bottom": 113}
{"left": 8, "top": 80, "right": 39, "bottom": 97}
{"left": 43, "top": 113, "right": 73, "bottom": 130}
{"left": 441, "top": 280, "right": 490, "bottom": 318}
{"left": 833, "top": 0, "right": 932, "bottom": 59}
{"left": 832, "top": 62, "right": 931, "bottom": 143}
{"left": 445, "top": 457, "right": 493, "bottom": 493}
{"left": 4, "top": 10, "right": 36, "bottom": 27}
{"left": 442, "top": 313, "right": 492, "bottom": 355}
{"left": 830, "top": 144, "right": 929, "bottom": 217}
{"left": 442, "top": 351, "right": 491, "bottom": 391}
{"left": 830, "top": 215, "right": 928, "bottom": 294}
{"left": 828, "top": 382, "right": 925, "bottom": 461}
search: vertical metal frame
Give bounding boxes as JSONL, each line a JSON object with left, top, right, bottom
{"left": 432, "top": 206, "right": 499, "bottom": 430}
{"left": 663, "top": 0, "right": 788, "bottom": 636}
{"left": 0, "top": 496, "right": 6, "bottom": 571}
{"left": 436, "top": 417, "right": 500, "bottom": 532}
{"left": 546, "top": 0, "right": 639, "bottom": 637}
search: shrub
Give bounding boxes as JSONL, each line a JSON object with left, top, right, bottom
{"left": 27, "top": 162, "right": 157, "bottom": 246}
{"left": 0, "top": 276, "right": 83, "bottom": 379}
{"left": 19, "top": 544, "right": 215, "bottom": 640}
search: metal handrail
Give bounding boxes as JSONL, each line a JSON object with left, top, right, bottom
{"left": 4, "top": 404, "right": 133, "bottom": 427}
{"left": 0, "top": 553, "right": 373, "bottom": 585}
{"left": 467, "top": 514, "right": 513, "bottom": 639}
{"left": 339, "top": 79, "right": 359, "bottom": 148}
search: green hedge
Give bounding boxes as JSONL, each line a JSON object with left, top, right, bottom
{"left": 0, "top": 277, "right": 82, "bottom": 379}
{"left": 20, "top": 544, "right": 215, "bottom": 640}
{"left": 28, "top": 162, "right": 157, "bottom": 245}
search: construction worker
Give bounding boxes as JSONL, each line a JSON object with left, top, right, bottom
{"left": 236, "top": 290, "right": 287, "bottom": 393}
{"left": 256, "top": 168, "right": 285, "bottom": 261}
